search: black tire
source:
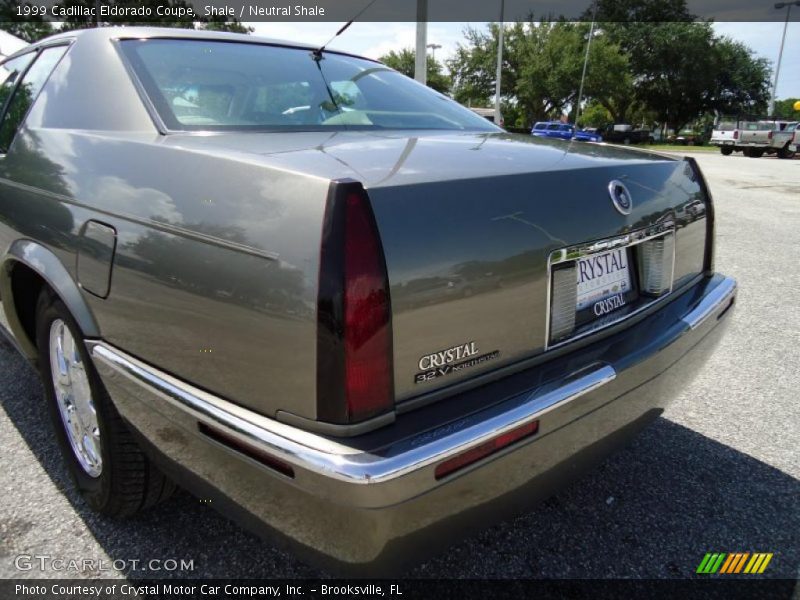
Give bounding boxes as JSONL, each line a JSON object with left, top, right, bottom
{"left": 36, "top": 290, "right": 175, "bottom": 516}
{"left": 750, "top": 149, "right": 764, "bottom": 158}
{"left": 777, "top": 145, "right": 796, "bottom": 159}
{"left": 720, "top": 146, "right": 733, "bottom": 156}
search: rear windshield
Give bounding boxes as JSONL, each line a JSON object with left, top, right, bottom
{"left": 120, "top": 39, "right": 499, "bottom": 133}
{"left": 742, "top": 121, "right": 775, "bottom": 131}
{"left": 715, "top": 121, "right": 737, "bottom": 131}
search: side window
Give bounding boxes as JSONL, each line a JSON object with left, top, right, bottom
{"left": 0, "top": 45, "right": 68, "bottom": 153}
{"left": 0, "top": 54, "right": 36, "bottom": 114}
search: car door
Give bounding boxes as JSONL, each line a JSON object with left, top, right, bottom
{"left": 545, "top": 123, "right": 561, "bottom": 139}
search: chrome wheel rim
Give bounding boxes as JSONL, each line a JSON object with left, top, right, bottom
{"left": 49, "top": 319, "right": 102, "bottom": 478}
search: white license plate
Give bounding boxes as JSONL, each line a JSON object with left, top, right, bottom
{"left": 576, "top": 248, "right": 631, "bottom": 311}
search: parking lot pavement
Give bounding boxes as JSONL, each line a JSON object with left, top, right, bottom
{"left": 1, "top": 152, "right": 798, "bottom": 580}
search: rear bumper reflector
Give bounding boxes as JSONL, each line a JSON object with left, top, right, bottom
{"left": 434, "top": 419, "right": 540, "bottom": 480}
{"left": 198, "top": 422, "right": 295, "bottom": 478}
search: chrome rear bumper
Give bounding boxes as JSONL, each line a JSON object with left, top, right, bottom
{"left": 89, "top": 274, "right": 736, "bottom": 569}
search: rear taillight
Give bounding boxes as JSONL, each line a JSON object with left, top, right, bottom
{"left": 317, "top": 180, "right": 394, "bottom": 424}
{"left": 768, "top": 130, "right": 773, "bottom": 140}
{"left": 684, "top": 157, "right": 715, "bottom": 275}
{"left": 733, "top": 130, "right": 739, "bottom": 140}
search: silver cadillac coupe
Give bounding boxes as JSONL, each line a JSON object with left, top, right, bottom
{"left": 0, "top": 28, "right": 736, "bottom": 571}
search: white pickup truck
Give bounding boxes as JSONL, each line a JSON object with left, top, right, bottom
{"left": 737, "top": 120, "right": 797, "bottom": 159}
{"left": 710, "top": 119, "right": 742, "bottom": 155}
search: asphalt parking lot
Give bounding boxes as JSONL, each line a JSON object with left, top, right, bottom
{"left": 0, "top": 152, "right": 798, "bottom": 580}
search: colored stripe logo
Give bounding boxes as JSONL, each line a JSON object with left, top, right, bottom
{"left": 697, "top": 552, "right": 773, "bottom": 574}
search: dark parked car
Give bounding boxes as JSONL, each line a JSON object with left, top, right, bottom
{"left": 531, "top": 121, "right": 603, "bottom": 142}
{"left": 0, "top": 28, "right": 735, "bottom": 573}
{"left": 598, "top": 124, "right": 654, "bottom": 144}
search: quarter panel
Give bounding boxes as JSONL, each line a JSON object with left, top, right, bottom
{"left": 1, "top": 126, "right": 329, "bottom": 420}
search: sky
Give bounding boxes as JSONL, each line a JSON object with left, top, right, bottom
{"left": 248, "top": 21, "right": 800, "bottom": 99}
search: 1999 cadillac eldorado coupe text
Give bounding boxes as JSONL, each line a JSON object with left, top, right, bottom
{"left": 0, "top": 28, "right": 736, "bottom": 572}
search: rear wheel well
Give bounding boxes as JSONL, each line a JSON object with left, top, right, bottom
{"left": 8, "top": 262, "right": 49, "bottom": 353}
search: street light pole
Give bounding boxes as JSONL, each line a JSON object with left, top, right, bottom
{"left": 770, "top": 2, "right": 800, "bottom": 116}
{"left": 575, "top": 0, "right": 598, "bottom": 127}
{"left": 494, "top": 0, "right": 505, "bottom": 126}
{"left": 426, "top": 43, "right": 442, "bottom": 61}
{"left": 415, "top": 0, "right": 428, "bottom": 85}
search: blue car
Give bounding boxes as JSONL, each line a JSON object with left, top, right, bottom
{"left": 531, "top": 121, "right": 603, "bottom": 142}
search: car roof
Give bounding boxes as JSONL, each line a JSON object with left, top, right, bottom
{"left": 8, "top": 26, "right": 378, "bottom": 64}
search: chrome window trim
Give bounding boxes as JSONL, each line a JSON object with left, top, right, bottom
{"left": 544, "top": 221, "right": 676, "bottom": 350}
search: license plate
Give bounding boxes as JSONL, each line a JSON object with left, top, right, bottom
{"left": 576, "top": 248, "right": 631, "bottom": 312}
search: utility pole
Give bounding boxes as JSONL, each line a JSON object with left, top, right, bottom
{"left": 415, "top": 0, "right": 428, "bottom": 85}
{"left": 770, "top": 2, "right": 799, "bottom": 116}
{"left": 575, "top": 1, "right": 598, "bottom": 127}
{"left": 494, "top": 0, "right": 505, "bottom": 125}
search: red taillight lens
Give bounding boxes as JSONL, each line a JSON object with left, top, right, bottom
{"left": 434, "top": 420, "right": 539, "bottom": 480}
{"left": 317, "top": 181, "right": 394, "bottom": 424}
{"left": 343, "top": 193, "right": 393, "bottom": 421}
{"left": 768, "top": 130, "right": 773, "bottom": 140}
{"left": 733, "top": 130, "right": 739, "bottom": 140}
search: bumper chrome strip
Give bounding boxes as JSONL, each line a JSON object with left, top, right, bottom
{"left": 89, "top": 341, "right": 615, "bottom": 486}
{"left": 682, "top": 277, "right": 737, "bottom": 330}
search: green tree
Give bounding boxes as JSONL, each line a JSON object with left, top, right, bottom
{"left": 447, "top": 24, "right": 501, "bottom": 108}
{"left": 773, "top": 98, "right": 800, "bottom": 120}
{"left": 198, "top": 19, "right": 253, "bottom": 34}
{"left": 0, "top": 1, "right": 54, "bottom": 42}
{"left": 378, "top": 48, "right": 451, "bottom": 94}
{"left": 597, "top": 5, "right": 770, "bottom": 129}
{"left": 448, "top": 21, "right": 633, "bottom": 128}
{"left": 578, "top": 101, "right": 611, "bottom": 128}
{"left": 707, "top": 37, "right": 770, "bottom": 116}
{"left": 586, "top": 0, "right": 694, "bottom": 23}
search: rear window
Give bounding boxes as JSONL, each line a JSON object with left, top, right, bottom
{"left": 546, "top": 124, "right": 561, "bottom": 131}
{"left": 715, "top": 121, "right": 737, "bottom": 131}
{"left": 0, "top": 46, "right": 68, "bottom": 152}
{"left": 743, "top": 121, "right": 776, "bottom": 131}
{"left": 120, "top": 39, "right": 498, "bottom": 133}
{"left": 533, "top": 123, "right": 546, "bottom": 130}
